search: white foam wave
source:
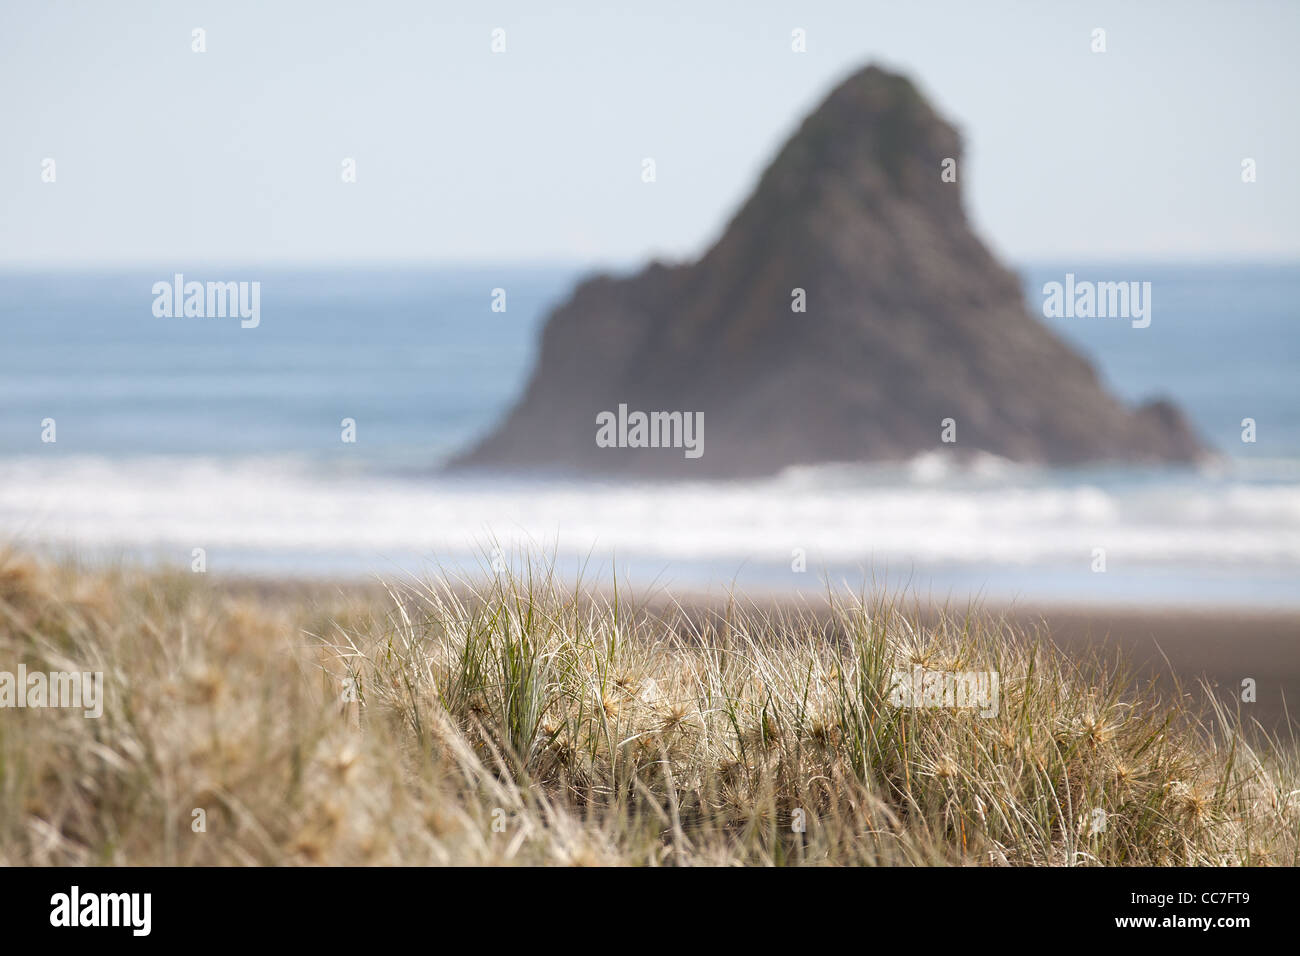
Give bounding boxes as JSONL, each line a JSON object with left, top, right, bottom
{"left": 2, "top": 456, "right": 1299, "bottom": 575}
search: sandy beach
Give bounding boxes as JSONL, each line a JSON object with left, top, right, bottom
{"left": 1007, "top": 605, "right": 1299, "bottom": 734}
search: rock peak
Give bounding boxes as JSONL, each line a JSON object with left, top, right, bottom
{"left": 450, "top": 65, "right": 1206, "bottom": 479}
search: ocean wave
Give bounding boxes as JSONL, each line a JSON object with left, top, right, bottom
{"left": 2, "top": 455, "right": 1299, "bottom": 574}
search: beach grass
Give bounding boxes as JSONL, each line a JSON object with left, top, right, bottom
{"left": 1, "top": 548, "right": 1296, "bottom": 866}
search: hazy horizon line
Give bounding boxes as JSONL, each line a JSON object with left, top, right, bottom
{"left": 3, "top": 254, "right": 1299, "bottom": 274}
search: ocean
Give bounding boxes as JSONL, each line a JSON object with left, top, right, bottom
{"left": 2, "top": 262, "right": 1297, "bottom": 607}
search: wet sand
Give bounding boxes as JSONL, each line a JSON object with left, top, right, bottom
{"left": 1003, "top": 605, "right": 1299, "bottom": 734}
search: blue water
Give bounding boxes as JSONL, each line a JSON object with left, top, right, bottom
{"left": 0, "top": 266, "right": 581, "bottom": 465}
{"left": 1023, "top": 263, "right": 1300, "bottom": 457}
{"left": 1, "top": 263, "right": 1297, "bottom": 607}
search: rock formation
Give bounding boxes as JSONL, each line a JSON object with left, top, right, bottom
{"left": 450, "top": 65, "right": 1206, "bottom": 479}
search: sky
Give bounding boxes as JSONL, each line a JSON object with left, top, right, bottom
{"left": 1, "top": 0, "right": 1297, "bottom": 267}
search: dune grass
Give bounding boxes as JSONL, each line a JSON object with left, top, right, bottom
{"left": 0, "top": 548, "right": 1296, "bottom": 866}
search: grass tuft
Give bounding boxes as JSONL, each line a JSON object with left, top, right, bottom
{"left": 1, "top": 549, "right": 1295, "bottom": 866}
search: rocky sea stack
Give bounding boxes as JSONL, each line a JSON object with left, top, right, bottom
{"left": 450, "top": 64, "right": 1206, "bottom": 479}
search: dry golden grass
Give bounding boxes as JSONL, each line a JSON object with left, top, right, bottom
{"left": 1, "top": 549, "right": 1296, "bottom": 866}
